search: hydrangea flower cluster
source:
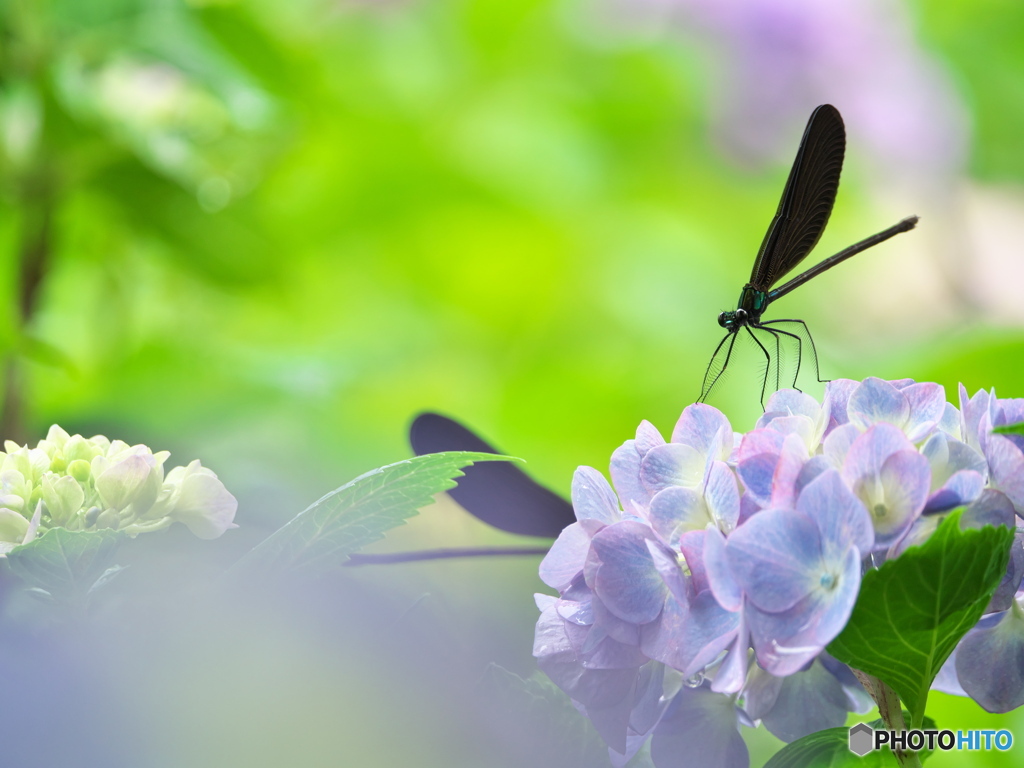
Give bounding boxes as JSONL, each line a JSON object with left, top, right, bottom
{"left": 534, "top": 378, "right": 1024, "bottom": 767}
{"left": 0, "top": 425, "right": 238, "bottom": 553}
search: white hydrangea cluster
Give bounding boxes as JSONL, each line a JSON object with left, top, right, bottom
{"left": 0, "top": 425, "right": 238, "bottom": 553}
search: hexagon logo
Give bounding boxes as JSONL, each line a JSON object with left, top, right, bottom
{"left": 849, "top": 723, "right": 874, "bottom": 756}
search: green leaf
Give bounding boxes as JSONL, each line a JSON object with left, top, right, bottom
{"left": 763, "top": 727, "right": 886, "bottom": 768}
{"left": 6, "top": 528, "right": 124, "bottom": 604}
{"left": 763, "top": 715, "right": 938, "bottom": 768}
{"left": 993, "top": 421, "right": 1024, "bottom": 436}
{"left": 230, "top": 451, "right": 521, "bottom": 577}
{"left": 480, "top": 664, "right": 612, "bottom": 768}
{"left": 828, "top": 510, "right": 1013, "bottom": 726}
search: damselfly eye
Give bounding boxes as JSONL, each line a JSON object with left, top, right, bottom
{"left": 735, "top": 308, "right": 748, "bottom": 322}
{"left": 717, "top": 312, "right": 728, "bottom": 328}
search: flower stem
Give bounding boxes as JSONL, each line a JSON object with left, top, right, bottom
{"left": 851, "top": 669, "right": 922, "bottom": 768}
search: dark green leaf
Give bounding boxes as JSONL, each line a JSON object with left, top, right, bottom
{"left": 6, "top": 528, "right": 124, "bottom": 604}
{"left": 828, "top": 511, "right": 1013, "bottom": 726}
{"left": 230, "top": 451, "right": 521, "bottom": 577}
{"left": 993, "top": 421, "right": 1024, "bottom": 436}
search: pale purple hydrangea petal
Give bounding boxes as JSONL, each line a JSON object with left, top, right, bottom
{"left": 841, "top": 423, "right": 914, "bottom": 482}
{"left": 611, "top": 440, "right": 647, "bottom": 511}
{"left": 848, "top": 377, "right": 911, "bottom": 432}
{"left": 938, "top": 402, "right": 962, "bottom": 439}
{"left": 985, "top": 434, "right": 1024, "bottom": 513}
{"left": 573, "top": 466, "right": 621, "bottom": 524}
{"left": 650, "top": 686, "right": 748, "bottom": 768}
{"left": 955, "top": 605, "right": 1024, "bottom": 713}
{"left": 705, "top": 460, "right": 740, "bottom": 532}
{"left": 796, "top": 470, "right": 874, "bottom": 556}
{"left": 769, "top": 434, "right": 809, "bottom": 510}
{"left": 960, "top": 385, "right": 996, "bottom": 455}
{"left": 727, "top": 509, "right": 821, "bottom": 613}
{"left": 925, "top": 469, "right": 985, "bottom": 514}
{"left": 823, "top": 379, "right": 858, "bottom": 431}
{"left": 641, "top": 443, "right": 707, "bottom": 494}
{"left": 740, "top": 662, "right": 782, "bottom": 720}
{"left": 641, "top": 588, "right": 740, "bottom": 678}
{"left": 901, "top": 382, "right": 946, "bottom": 442}
{"left": 759, "top": 659, "right": 853, "bottom": 743}
{"left": 591, "top": 522, "right": 669, "bottom": 625}
{"left": 672, "top": 404, "right": 735, "bottom": 461}
{"left": 704, "top": 527, "right": 742, "bottom": 612}
{"left": 822, "top": 422, "right": 860, "bottom": 469}
{"left": 711, "top": 618, "right": 749, "bottom": 695}
{"left": 637, "top": 420, "right": 667, "bottom": 454}
{"left": 649, "top": 486, "right": 709, "bottom": 547}
{"left": 539, "top": 522, "right": 591, "bottom": 590}
{"left": 932, "top": 646, "right": 968, "bottom": 697}
{"left": 747, "top": 546, "right": 862, "bottom": 676}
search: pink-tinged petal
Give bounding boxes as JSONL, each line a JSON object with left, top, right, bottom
{"left": 705, "top": 460, "right": 740, "bottom": 532}
{"left": 795, "top": 455, "right": 831, "bottom": 498}
{"left": 650, "top": 686, "right": 748, "bottom": 768}
{"left": 610, "top": 440, "right": 647, "bottom": 511}
{"left": 769, "top": 434, "right": 809, "bottom": 510}
{"left": 539, "top": 522, "right": 591, "bottom": 590}
{"left": 679, "top": 529, "right": 708, "bottom": 593}
{"left": 727, "top": 509, "right": 821, "bottom": 613}
{"left": 704, "top": 527, "right": 742, "bottom": 612}
{"left": 902, "top": 382, "right": 946, "bottom": 442}
{"left": 841, "top": 423, "right": 915, "bottom": 486}
{"left": 640, "top": 443, "right": 706, "bottom": 493}
{"left": 591, "top": 522, "right": 668, "bottom": 625}
{"left": 985, "top": 435, "right": 1024, "bottom": 511}
{"left": 847, "top": 377, "right": 910, "bottom": 431}
{"left": 572, "top": 466, "right": 620, "bottom": 524}
{"left": 636, "top": 419, "right": 666, "bottom": 455}
{"left": 649, "top": 486, "right": 709, "bottom": 547}
{"left": 737, "top": 428, "right": 785, "bottom": 463}
{"left": 672, "top": 403, "right": 732, "bottom": 459}
{"left": 796, "top": 470, "right": 873, "bottom": 557}
{"left": 824, "top": 379, "right": 859, "bottom": 429}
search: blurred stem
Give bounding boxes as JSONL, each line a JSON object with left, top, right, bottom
{"left": 2, "top": 168, "right": 56, "bottom": 444}
{"left": 851, "top": 669, "right": 922, "bottom": 768}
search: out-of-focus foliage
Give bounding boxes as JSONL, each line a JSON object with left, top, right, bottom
{"left": 2, "top": 0, "right": 1024, "bottom": 766}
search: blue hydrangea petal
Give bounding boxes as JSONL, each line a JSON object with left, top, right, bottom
{"left": 848, "top": 377, "right": 910, "bottom": 431}
{"left": 759, "top": 658, "right": 853, "bottom": 743}
{"left": 938, "top": 402, "right": 962, "bottom": 439}
{"left": 649, "top": 486, "right": 709, "bottom": 547}
{"left": 593, "top": 595, "right": 643, "bottom": 646}
{"left": 726, "top": 509, "right": 821, "bottom": 613}
{"left": 932, "top": 646, "right": 967, "bottom": 697}
{"left": 650, "top": 686, "right": 749, "bottom": 768}
{"left": 747, "top": 546, "right": 861, "bottom": 676}
{"left": 959, "top": 385, "right": 996, "bottom": 455}
{"left": 678, "top": 529, "right": 709, "bottom": 593}
{"left": 924, "top": 469, "right": 985, "bottom": 513}
{"left": 641, "top": 588, "right": 740, "bottom": 678}
{"left": 796, "top": 469, "right": 874, "bottom": 556}
{"left": 671, "top": 403, "right": 733, "bottom": 461}
{"left": 539, "top": 522, "right": 591, "bottom": 590}
{"left": 573, "top": 466, "right": 621, "bottom": 524}
{"left": 641, "top": 443, "right": 707, "bottom": 494}
{"left": 711, "top": 619, "right": 750, "bottom": 695}
{"left": 955, "top": 603, "right": 1024, "bottom": 713}
{"left": 704, "top": 527, "right": 742, "bottom": 612}
{"left": 741, "top": 662, "right": 782, "bottom": 720}
{"left": 592, "top": 521, "right": 669, "bottom": 624}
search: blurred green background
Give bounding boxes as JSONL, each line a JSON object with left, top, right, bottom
{"left": 2, "top": 0, "right": 1024, "bottom": 766}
